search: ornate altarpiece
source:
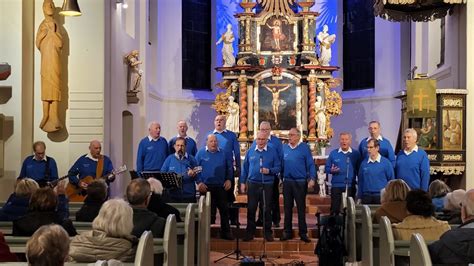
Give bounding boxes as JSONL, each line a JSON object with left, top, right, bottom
{"left": 213, "top": 0, "right": 342, "bottom": 156}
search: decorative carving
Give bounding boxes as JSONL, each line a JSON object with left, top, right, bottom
{"left": 427, "top": 154, "right": 438, "bottom": 161}
{"left": 124, "top": 50, "right": 142, "bottom": 104}
{"left": 239, "top": 76, "right": 248, "bottom": 139}
{"left": 430, "top": 166, "right": 465, "bottom": 175}
{"left": 308, "top": 76, "right": 318, "bottom": 139}
{"left": 442, "top": 154, "right": 463, "bottom": 161}
{"left": 257, "top": 0, "right": 296, "bottom": 16}
{"left": 237, "top": 56, "right": 251, "bottom": 66}
{"left": 442, "top": 97, "right": 463, "bottom": 107}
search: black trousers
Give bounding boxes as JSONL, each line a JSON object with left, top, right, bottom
{"left": 330, "top": 187, "right": 345, "bottom": 215}
{"left": 361, "top": 193, "right": 381, "bottom": 204}
{"left": 246, "top": 182, "right": 273, "bottom": 237}
{"left": 227, "top": 178, "right": 238, "bottom": 223}
{"left": 162, "top": 189, "right": 196, "bottom": 203}
{"left": 283, "top": 180, "right": 307, "bottom": 237}
{"left": 257, "top": 176, "right": 281, "bottom": 224}
{"left": 203, "top": 186, "right": 230, "bottom": 233}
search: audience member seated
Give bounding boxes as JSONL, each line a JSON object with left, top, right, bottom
{"left": 429, "top": 189, "right": 474, "bottom": 265}
{"left": 429, "top": 179, "right": 450, "bottom": 212}
{"left": 392, "top": 189, "right": 450, "bottom": 241}
{"left": 0, "top": 232, "right": 17, "bottom": 262}
{"left": 26, "top": 224, "right": 70, "bottom": 266}
{"left": 75, "top": 180, "right": 108, "bottom": 222}
{"left": 0, "top": 178, "right": 39, "bottom": 221}
{"left": 438, "top": 189, "right": 466, "bottom": 224}
{"left": 69, "top": 199, "right": 137, "bottom": 262}
{"left": 146, "top": 178, "right": 182, "bottom": 222}
{"left": 126, "top": 178, "right": 166, "bottom": 238}
{"left": 374, "top": 179, "right": 410, "bottom": 223}
{"left": 12, "top": 186, "right": 76, "bottom": 236}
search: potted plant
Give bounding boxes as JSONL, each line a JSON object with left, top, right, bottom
{"left": 317, "top": 138, "right": 330, "bottom": 156}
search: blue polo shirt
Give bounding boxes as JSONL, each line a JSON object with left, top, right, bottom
{"left": 282, "top": 142, "right": 316, "bottom": 182}
{"left": 325, "top": 147, "right": 361, "bottom": 188}
{"left": 208, "top": 130, "right": 241, "bottom": 170}
{"left": 358, "top": 154, "right": 394, "bottom": 198}
{"left": 359, "top": 136, "right": 396, "bottom": 167}
{"left": 195, "top": 147, "right": 232, "bottom": 187}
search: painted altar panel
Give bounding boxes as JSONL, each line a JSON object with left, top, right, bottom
{"left": 442, "top": 109, "right": 462, "bottom": 150}
{"left": 258, "top": 15, "right": 297, "bottom": 54}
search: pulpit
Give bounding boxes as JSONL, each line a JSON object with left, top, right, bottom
{"left": 397, "top": 89, "right": 467, "bottom": 188}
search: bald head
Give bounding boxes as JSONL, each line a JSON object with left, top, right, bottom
{"left": 256, "top": 131, "right": 268, "bottom": 150}
{"left": 177, "top": 120, "right": 188, "bottom": 137}
{"left": 148, "top": 121, "right": 161, "bottom": 139}
{"left": 206, "top": 134, "right": 218, "bottom": 152}
{"left": 214, "top": 115, "right": 226, "bottom": 132}
{"left": 462, "top": 189, "right": 474, "bottom": 222}
{"left": 89, "top": 140, "right": 102, "bottom": 159}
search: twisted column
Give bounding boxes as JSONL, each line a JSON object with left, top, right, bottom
{"left": 308, "top": 75, "right": 317, "bottom": 139}
{"left": 238, "top": 75, "right": 248, "bottom": 139}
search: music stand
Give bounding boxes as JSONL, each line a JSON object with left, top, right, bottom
{"left": 214, "top": 202, "right": 247, "bottom": 263}
{"left": 140, "top": 171, "right": 182, "bottom": 190}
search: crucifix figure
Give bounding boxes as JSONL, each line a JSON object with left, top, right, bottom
{"left": 262, "top": 83, "right": 291, "bottom": 124}
{"left": 412, "top": 90, "right": 429, "bottom": 112}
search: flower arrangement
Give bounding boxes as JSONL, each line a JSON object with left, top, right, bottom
{"left": 317, "top": 138, "right": 330, "bottom": 148}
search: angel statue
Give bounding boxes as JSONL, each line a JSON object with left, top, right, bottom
{"left": 124, "top": 50, "right": 143, "bottom": 93}
{"left": 317, "top": 25, "right": 336, "bottom": 66}
{"left": 315, "top": 95, "right": 327, "bottom": 138}
{"left": 216, "top": 24, "right": 235, "bottom": 67}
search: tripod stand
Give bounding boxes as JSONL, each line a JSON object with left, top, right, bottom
{"left": 214, "top": 202, "right": 247, "bottom": 263}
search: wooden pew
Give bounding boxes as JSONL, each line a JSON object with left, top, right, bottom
{"left": 346, "top": 197, "right": 357, "bottom": 262}
{"left": 410, "top": 233, "right": 432, "bottom": 266}
{"left": 360, "top": 204, "right": 381, "bottom": 266}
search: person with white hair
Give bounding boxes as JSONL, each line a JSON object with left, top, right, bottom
{"left": 26, "top": 224, "right": 70, "bottom": 266}
{"left": 69, "top": 199, "right": 136, "bottom": 262}
{"left": 136, "top": 121, "right": 169, "bottom": 172}
{"left": 146, "top": 178, "right": 182, "bottom": 222}
{"left": 429, "top": 189, "right": 474, "bottom": 264}
{"left": 395, "top": 128, "right": 430, "bottom": 191}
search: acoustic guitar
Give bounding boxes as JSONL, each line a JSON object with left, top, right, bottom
{"left": 46, "top": 170, "right": 79, "bottom": 188}
{"left": 66, "top": 164, "right": 127, "bottom": 202}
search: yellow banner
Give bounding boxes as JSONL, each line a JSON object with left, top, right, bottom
{"left": 406, "top": 79, "right": 436, "bottom": 118}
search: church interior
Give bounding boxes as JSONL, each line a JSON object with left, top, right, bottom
{"left": 0, "top": 0, "right": 473, "bottom": 265}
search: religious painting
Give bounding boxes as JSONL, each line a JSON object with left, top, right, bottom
{"left": 255, "top": 76, "right": 299, "bottom": 132}
{"left": 259, "top": 16, "right": 296, "bottom": 53}
{"left": 412, "top": 117, "right": 437, "bottom": 149}
{"left": 442, "top": 109, "right": 462, "bottom": 150}
{"left": 406, "top": 79, "right": 437, "bottom": 118}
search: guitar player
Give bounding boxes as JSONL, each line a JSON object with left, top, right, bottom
{"left": 18, "top": 141, "right": 59, "bottom": 187}
{"left": 67, "top": 140, "right": 114, "bottom": 202}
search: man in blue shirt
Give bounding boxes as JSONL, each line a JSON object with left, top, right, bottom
{"left": 18, "top": 141, "right": 59, "bottom": 187}
{"left": 195, "top": 134, "right": 234, "bottom": 240}
{"left": 168, "top": 120, "right": 197, "bottom": 156}
{"left": 280, "top": 128, "right": 316, "bottom": 243}
{"left": 395, "top": 128, "right": 430, "bottom": 191}
{"left": 209, "top": 115, "right": 240, "bottom": 225}
{"left": 161, "top": 137, "right": 198, "bottom": 203}
{"left": 136, "top": 121, "right": 169, "bottom": 173}
{"left": 252, "top": 121, "right": 283, "bottom": 228}
{"left": 325, "top": 132, "right": 361, "bottom": 214}
{"left": 358, "top": 139, "right": 394, "bottom": 204}
{"left": 68, "top": 140, "right": 114, "bottom": 201}
{"left": 240, "top": 131, "right": 281, "bottom": 242}
{"left": 358, "top": 121, "right": 396, "bottom": 167}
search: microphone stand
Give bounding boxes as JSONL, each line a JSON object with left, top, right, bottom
{"left": 260, "top": 155, "right": 268, "bottom": 260}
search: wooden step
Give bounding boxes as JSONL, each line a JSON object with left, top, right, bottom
{"left": 210, "top": 238, "right": 318, "bottom": 255}
{"left": 211, "top": 225, "right": 320, "bottom": 239}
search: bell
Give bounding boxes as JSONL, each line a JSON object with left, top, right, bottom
{"left": 59, "top": 0, "right": 82, "bottom": 17}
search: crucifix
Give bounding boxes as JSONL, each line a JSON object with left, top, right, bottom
{"left": 412, "top": 89, "right": 429, "bottom": 112}
{"left": 262, "top": 82, "right": 291, "bottom": 124}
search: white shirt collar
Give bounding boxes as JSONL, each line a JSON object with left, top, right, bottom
{"left": 213, "top": 129, "right": 227, "bottom": 134}
{"left": 148, "top": 135, "right": 160, "bottom": 141}
{"left": 174, "top": 152, "right": 188, "bottom": 160}
{"left": 205, "top": 146, "right": 220, "bottom": 152}
{"left": 368, "top": 153, "right": 381, "bottom": 163}
{"left": 32, "top": 154, "right": 47, "bottom": 162}
{"left": 86, "top": 153, "right": 99, "bottom": 162}
{"left": 338, "top": 147, "right": 353, "bottom": 154}
{"left": 289, "top": 142, "right": 300, "bottom": 149}
{"left": 177, "top": 134, "right": 189, "bottom": 139}
{"left": 368, "top": 135, "right": 383, "bottom": 141}
{"left": 404, "top": 145, "right": 419, "bottom": 155}
{"left": 255, "top": 145, "right": 268, "bottom": 152}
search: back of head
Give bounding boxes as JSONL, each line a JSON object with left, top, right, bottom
{"left": 92, "top": 199, "right": 133, "bottom": 238}
{"left": 26, "top": 224, "right": 70, "bottom": 266}
{"left": 444, "top": 189, "right": 466, "bottom": 211}
{"left": 86, "top": 180, "right": 108, "bottom": 202}
{"left": 147, "top": 178, "right": 163, "bottom": 195}
{"left": 15, "top": 178, "right": 39, "bottom": 198}
{"left": 126, "top": 178, "right": 151, "bottom": 206}
{"left": 462, "top": 189, "right": 474, "bottom": 220}
{"left": 383, "top": 179, "right": 410, "bottom": 203}
{"left": 428, "top": 179, "right": 450, "bottom": 199}
{"left": 406, "top": 189, "right": 434, "bottom": 217}
{"left": 29, "top": 187, "right": 57, "bottom": 212}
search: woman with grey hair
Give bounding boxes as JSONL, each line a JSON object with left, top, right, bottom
{"left": 69, "top": 199, "right": 136, "bottom": 262}
{"left": 27, "top": 224, "right": 70, "bottom": 266}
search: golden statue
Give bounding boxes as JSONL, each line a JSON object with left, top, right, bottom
{"left": 36, "top": 0, "right": 63, "bottom": 132}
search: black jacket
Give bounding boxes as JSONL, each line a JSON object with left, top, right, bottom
{"left": 131, "top": 207, "right": 166, "bottom": 238}
{"left": 76, "top": 198, "right": 104, "bottom": 222}
{"left": 147, "top": 193, "right": 182, "bottom": 222}
{"left": 13, "top": 211, "right": 77, "bottom": 237}
{"left": 429, "top": 219, "right": 474, "bottom": 265}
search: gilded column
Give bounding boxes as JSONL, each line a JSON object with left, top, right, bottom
{"left": 239, "top": 75, "right": 248, "bottom": 139}
{"left": 245, "top": 18, "right": 251, "bottom": 52}
{"left": 308, "top": 74, "right": 317, "bottom": 139}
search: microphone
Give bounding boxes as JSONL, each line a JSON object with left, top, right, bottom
{"left": 260, "top": 156, "right": 263, "bottom": 168}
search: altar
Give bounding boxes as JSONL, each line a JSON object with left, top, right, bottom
{"left": 213, "top": 0, "right": 342, "bottom": 156}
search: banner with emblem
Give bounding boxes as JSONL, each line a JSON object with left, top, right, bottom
{"left": 406, "top": 79, "right": 437, "bottom": 118}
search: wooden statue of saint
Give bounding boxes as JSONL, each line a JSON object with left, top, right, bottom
{"left": 36, "top": 0, "right": 63, "bottom": 132}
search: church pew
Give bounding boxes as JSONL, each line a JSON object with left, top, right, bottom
{"left": 346, "top": 197, "right": 357, "bottom": 262}
{"left": 410, "top": 233, "right": 433, "bottom": 266}
{"left": 360, "top": 204, "right": 380, "bottom": 266}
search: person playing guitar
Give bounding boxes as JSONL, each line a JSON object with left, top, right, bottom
{"left": 67, "top": 140, "right": 114, "bottom": 202}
